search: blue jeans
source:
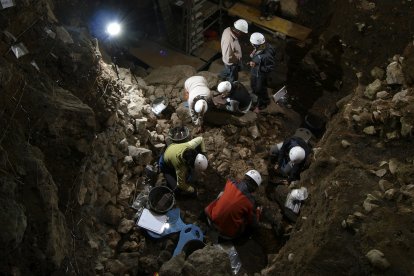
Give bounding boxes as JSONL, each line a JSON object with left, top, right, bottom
{"left": 251, "top": 75, "right": 270, "bottom": 108}
{"left": 158, "top": 155, "right": 193, "bottom": 191}
{"left": 219, "top": 64, "right": 239, "bottom": 82}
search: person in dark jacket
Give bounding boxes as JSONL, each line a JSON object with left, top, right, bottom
{"left": 216, "top": 81, "right": 252, "bottom": 114}
{"left": 248, "top": 32, "right": 276, "bottom": 111}
{"left": 269, "top": 136, "right": 311, "bottom": 182}
{"left": 204, "top": 170, "right": 262, "bottom": 239}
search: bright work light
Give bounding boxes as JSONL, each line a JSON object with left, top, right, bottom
{"left": 106, "top": 22, "right": 121, "bottom": 36}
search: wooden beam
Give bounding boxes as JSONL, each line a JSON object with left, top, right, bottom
{"left": 129, "top": 41, "right": 206, "bottom": 70}
{"left": 228, "top": 2, "right": 312, "bottom": 41}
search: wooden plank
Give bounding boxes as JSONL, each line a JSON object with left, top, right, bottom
{"left": 240, "top": 0, "right": 261, "bottom": 6}
{"left": 129, "top": 41, "right": 205, "bottom": 69}
{"left": 228, "top": 2, "right": 312, "bottom": 41}
{"left": 192, "top": 40, "right": 221, "bottom": 62}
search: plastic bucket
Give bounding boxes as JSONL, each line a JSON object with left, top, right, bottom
{"left": 168, "top": 126, "right": 190, "bottom": 143}
{"left": 148, "top": 186, "right": 175, "bottom": 214}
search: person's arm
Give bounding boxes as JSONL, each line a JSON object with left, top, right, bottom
{"left": 226, "top": 99, "right": 240, "bottom": 112}
{"left": 288, "top": 162, "right": 304, "bottom": 182}
{"left": 175, "top": 164, "right": 192, "bottom": 191}
{"left": 187, "top": 136, "right": 206, "bottom": 153}
{"left": 260, "top": 53, "right": 275, "bottom": 73}
{"left": 190, "top": 108, "right": 199, "bottom": 125}
{"left": 246, "top": 202, "right": 261, "bottom": 227}
{"left": 278, "top": 140, "right": 290, "bottom": 165}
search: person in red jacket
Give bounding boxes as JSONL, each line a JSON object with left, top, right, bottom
{"left": 204, "top": 170, "right": 262, "bottom": 239}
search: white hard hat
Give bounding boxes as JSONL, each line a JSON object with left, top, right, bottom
{"left": 234, "top": 19, "right": 248, "bottom": 34}
{"left": 194, "top": 154, "right": 208, "bottom": 171}
{"left": 245, "top": 169, "right": 262, "bottom": 186}
{"left": 194, "top": 99, "right": 208, "bottom": 114}
{"left": 290, "top": 187, "right": 308, "bottom": 201}
{"left": 217, "top": 81, "right": 232, "bottom": 93}
{"left": 289, "top": 146, "right": 306, "bottom": 164}
{"left": 250, "top": 32, "right": 265, "bottom": 45}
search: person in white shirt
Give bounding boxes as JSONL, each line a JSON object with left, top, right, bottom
{"left": 219, "top": 19, "right": 249, "bottom": 82}
{"left": 184, "top": 76, "right": 211, "bottom": 133}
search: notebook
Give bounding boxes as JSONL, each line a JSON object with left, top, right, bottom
{"left": 137, "top": 208, "right": 168, "bottom": 234}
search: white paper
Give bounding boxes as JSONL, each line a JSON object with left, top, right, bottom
{"left": 137, "top": 208, "right": 168, "bottom": 234}
{"left": 1, "top": 0, "right": 14, "bottom": 9}
{"left": 151, "top": 102, "right": 167, "bottom": 115}
{"left": 31, "top": 60, "right": 40, "bottom": 71}
{"left": 285, "top": 187, "right": 308, "bottom": 214}
{"left": 273, "top": 85, "right": 287, "bottom": 103}
{"left": 11, "top": 43, "right": 29, "bottom": 59}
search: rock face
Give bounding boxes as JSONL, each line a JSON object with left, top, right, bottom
{"left": 159, "top": 245, "right": 232, "bottom": 276}
{"left": 263, "top": 54, "right": 414, "bottom": 275}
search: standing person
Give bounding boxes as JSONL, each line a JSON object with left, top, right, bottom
{"left": 269, "top": 136, "right": 311, "bottom": 182}
{"left": 248, "top": 32, "right": 276, "bottom": 111}
{"left": 204, "top": 170, "right": 263, "bottom": 239}
{"left": 159, "top": 137, "right": 208, "bottom": 195}
{"left": 219, "top": 19, "right": 249, "bottom": 82}
{"left": 216, "top": 81, "right": 252, "bottom": 114}
{"left": 260, "top": 0, "right": 281, "bottom": 21}
{"left": 184, "top": 76, "right": 211, "bottom": 133}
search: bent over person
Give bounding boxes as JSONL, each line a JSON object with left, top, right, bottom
{"left": 159, "top": 137, "right": 208, "bottom": 195}
{"left": 204, "top": 170, "right": 262, "bottom": 239}
{"left": 269, "top": 136, "right": 311, "bottom": 182}
{"left": 217, "top": 81, "right": 252, "bottom": 114}
{"left": 184, "top": 76, "right": 211, "bottom": 133}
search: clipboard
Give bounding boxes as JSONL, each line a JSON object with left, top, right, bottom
{"left": 137, "top": 208, "right": 168, "bottom": 234}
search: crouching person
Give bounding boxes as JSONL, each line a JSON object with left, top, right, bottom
{"left": 216, "top": 81, "right": 252, "bottom": 114}
{"left": 204, "top": 170, "right": 262, "bottom": 239}
{"left": 269, "top": 136, "right": 311, "bottom": 183}
{"left": 159, "top": 137, "right": 208, "bottom": 195}
{"left": 184, "top": 76, "right": 211, "bottom": 133}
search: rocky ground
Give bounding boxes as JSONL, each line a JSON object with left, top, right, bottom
{"left": 0, "top": 0, "right": 413, "bottom": 276}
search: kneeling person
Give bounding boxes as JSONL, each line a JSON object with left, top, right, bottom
{"left": 269, "top": 136, "right": 311, "bottom": 182}
{"left": 204, "top": 170, "right": 262, "bottom": 239}
{"left": 159, "top": 137, "right": 208, "bottom": 194}
{"left": 216, "top": 81, "right": 252, "bottom": 114}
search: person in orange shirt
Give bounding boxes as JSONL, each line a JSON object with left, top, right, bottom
{"left": 204, "top": 170, "right": 262, "bottom": 239}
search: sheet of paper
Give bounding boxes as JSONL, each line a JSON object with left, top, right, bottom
{"left": 1, "top": 0, "right": 14, "bottom": 9}
{"left": 151, "top": 103, "right": 167, "bottom": 115}
{"left": 137, "top": 208, "right": 168, "bottom": 234}
{"left": 273, "top": 85, "right": 287, "bottom": 103}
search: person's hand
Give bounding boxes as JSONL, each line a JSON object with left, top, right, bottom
{"left": 249, "top": 61, "right": 256, "bottom": 67}
{"left": 273, "top": 164, "right": 279, "bottom": 170}
{"left": 280, "top": 179, "right": 289, "bottom": 185}
{"left": 195, "top": 126, "right": 204, "bottom": 134}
